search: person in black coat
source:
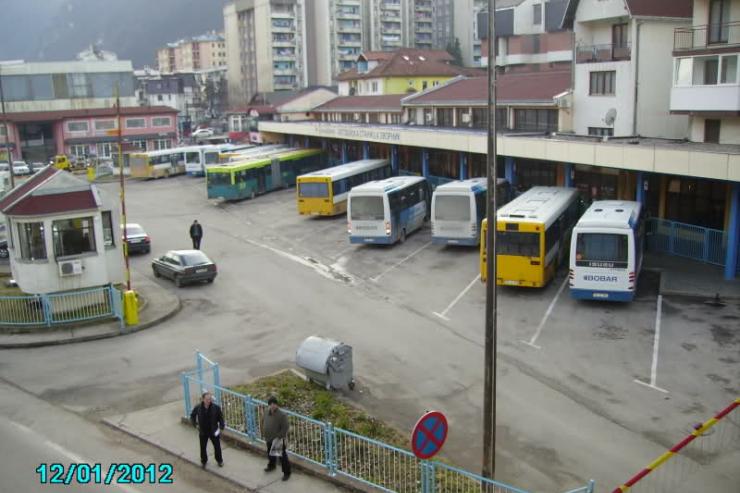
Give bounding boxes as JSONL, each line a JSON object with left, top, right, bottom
{"left": 189, "top": 390, "right": 225, "bottom": 468}
{"left": 189, "top": 220, "right": 203, "bottom": 250}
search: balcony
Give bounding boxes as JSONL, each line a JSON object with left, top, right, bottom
{"left": 576, "top": 43, "right": 631, "bottom": 63}
{"left": 670, "top": 54, "right": 740, "bottom": 114}
{"left": 674, "top": 22, "right": 740, "bottom": 53}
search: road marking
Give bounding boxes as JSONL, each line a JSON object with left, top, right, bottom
{"left": 634, "top": 295, "right": 669, "bottom": 394}
{"left": 433, "top": 274, "right": 481, "bottom": 321}
{"left": 9, "top": 421, "right": 142, "bottom": 493}
{"left": 521, "top": 276, "right": 569, "bottom": 350}
{"left": 370, "top": 241, "right": 432, "bottom": 282}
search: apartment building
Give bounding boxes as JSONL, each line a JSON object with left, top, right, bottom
{"left": 564, "top": 0, "right": 693, "bottom": 138}
{"left": 224, "top": 0, "right": 308, "bottom": 108}
{"left": 156, "top": 33, "right": 227, "bottom": 73}
{"left": 368, "top": 0, "right": 446, "bottom": 52}
{"left": 670, "top": 0, "right": 740, "bottom": 145}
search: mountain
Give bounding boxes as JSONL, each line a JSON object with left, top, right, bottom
{"left": 0, "top": 0, "right": 229, "bottom": 67}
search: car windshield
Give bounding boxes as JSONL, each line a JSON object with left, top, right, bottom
{"left": 180, "top": 251, "right": 211, "bottom": 266}
{"left": 125, "top": 225, "right": 146, "bottom": 236}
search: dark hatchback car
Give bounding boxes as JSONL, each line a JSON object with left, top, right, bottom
{"left": 151, "top": 250, "right": 217, "bottom": 287}
{"left": 123, "top": 223, "right": 151, "bottom": 254}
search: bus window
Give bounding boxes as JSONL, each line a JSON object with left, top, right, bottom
{"left": 351, "top": 196, "right": 384, "bottom": 220}
{"left": 205, "top": 152, "right": 219, "bottom": 165}
{"left": 576, "top": 233, "right": 628, "bottom": 265}
{"left": 436, "top": 195, "right": 470, "bottom": 221}
{"left": 207, "top": 173, "right": 231, "bottom": 186}
{"left": 497, "top": 231, "right": 540, "bottom": 257}
{"left": 185, "top": 152, "right": 200, "bottom": 164}
{"left": 300, "top": 182, "right": 329, "bottom": 197}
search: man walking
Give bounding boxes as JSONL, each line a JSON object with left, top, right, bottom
{"left": 189, "top": 390, "right": 225, "bottom": 468}
{"left": 189, "top": 220, "right": 203, "bottom": 250}
{"left": 262, "top": 396, "right": 291, "bottom": 481}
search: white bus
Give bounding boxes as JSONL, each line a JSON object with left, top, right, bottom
{"left": 431, "top": 178, "right": 511, "bottom": 246}
{"left": 297, "top": 159, "right": 392, "bottom": 216}
{"left": 179, "top": 146, "right": 222, "bottom": 176}
{"left": 347, "top": 176, "right": 430, "bottom": 245}
{"left": 569, "top": 200, "right": 645, "bottom": 302}
{"left": 219, "top": 144, "right": 289, "bottom": 163}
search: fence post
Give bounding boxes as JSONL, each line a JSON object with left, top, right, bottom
{"left": 41, "top": 294, "right": 52, "bottom": 327}
{"left": 587, "top": 479, "right": 596, "bottom": 493}
{"left": 182, "top": 373, "right": 192, "bottom": 418}
{"left": 213, "top": 364, "right": 222, "bottom": 405}
{"left": 324, "top": 422, "right": 336, "bottom": 476}
{"left": 244, "top": 395, "right": 257, "bottom": 440}
{"left": 195, "top": 351, "right": 204, "bottom": 396}
{"left": 420, "top": 460, "right": 435, "bottom": 493}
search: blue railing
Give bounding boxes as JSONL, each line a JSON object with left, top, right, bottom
{"left": 0, "top": 285, "right": 123, "bottom": 328}
{"left": 181, "top": 353, "right": 595, "bottom": 493}
{"left": 646, "top": 218, "right": 738, "bottom": 272}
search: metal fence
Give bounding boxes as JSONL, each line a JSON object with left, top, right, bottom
{"left": 181, "top": 353, "right": 595, "bottom": 493}
{"left": 673, "top": 22, "right": 740, "bottom": 51}
{"left": 0, "top": 285, "right": 123, "bottom": 328}
{"left": 646, "top": 217, "right": 738, "bottom": 271}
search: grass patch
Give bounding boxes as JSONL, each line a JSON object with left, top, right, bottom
{"left": 0, "top": 275, "right": 22, "bottom": 296}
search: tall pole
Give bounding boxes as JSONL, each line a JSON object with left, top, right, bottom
{"left": 0, "top": 64, "right": 16, "bottom": 189}
{"left": 482, "top": 0, "right": 498, "bottom": 482}
{"left": 116, "top": 86, "right": 132, "bottom": 291}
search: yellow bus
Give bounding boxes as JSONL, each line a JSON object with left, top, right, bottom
{"left": 480, "top": 187, "right": 581, "bottom": 288}
{"left": 296, "top": 159, "right": 392, "bottom": 216}
{"left": 129, "top": 149, "right": 187, "bottom": 179}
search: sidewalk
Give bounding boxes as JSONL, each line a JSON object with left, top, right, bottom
{"left": 645, "top": 252, "right": 740, "bottom": 300}
{"left": 0, "top": 274, "right": 181, "bottom": 348}
{"left": 103, "top": 401, "right": 350, "bottom": 493}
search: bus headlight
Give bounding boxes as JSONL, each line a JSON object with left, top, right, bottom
{"left": 347, "top": 222, "right": 352, "bottom": 234}
{"left": 385, "top": 221, "right": 391, "bottom": 236}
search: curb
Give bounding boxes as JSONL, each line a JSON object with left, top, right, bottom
{"left": 101, "top": 418, "right": 254, "bottom": 493}
{"left": 0, "top": 296, "right": 182, "bottom": 349}
{"left": 646, "top": 267, "right": 740, "bottom": 302}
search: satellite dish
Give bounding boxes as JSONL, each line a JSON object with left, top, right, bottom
{"left": 604, "top": 108, "right": 617, "bottom": 126}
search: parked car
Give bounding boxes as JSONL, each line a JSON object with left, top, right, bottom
{"left": 0, "top": 162, "right": 9, "bottom": 172}
{"left": 12, "top": 161, "right": 31, "bottom": 175}
{"left": 30, "top": 162, "right": 46, "bottom": 173}
{"left": 123, "top": 223, "right": 151, "bottom": 254}
{"left": 0, "top": 238, "right": 8, "bottom": 259}
{"left": 151, "top": 250, "right": 217, "bottom": 287}
{"left": 192, "top": 128, "right": 214, "bottom": 138}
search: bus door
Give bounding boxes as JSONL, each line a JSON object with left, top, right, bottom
{"left": 270, "top": 158, "right": 282, "bottom": 190}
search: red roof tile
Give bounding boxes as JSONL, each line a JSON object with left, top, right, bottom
{"left": 314, "top": 94, "right": 405, "bottom": 112}
{"left": 337, "top": 49, "right": 474, "bottom": 81}
{"left": 5, "top": 191, "right": 98, "bottom": 216}
{"left": 0, "top": 105, "right": 178, "bottom": 123}
{"left": 0, "top": 167, "right": 59, "bottom": 213}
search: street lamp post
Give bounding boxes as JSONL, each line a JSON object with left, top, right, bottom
{"left": 482, "top": 0, "right": 498, "bottom": 482}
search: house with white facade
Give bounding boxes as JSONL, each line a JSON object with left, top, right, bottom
{"left": 563, "top": 0, "right": 693, "bottom": 138}
{"left": 0, "top": 167, "right": 124, "bottom": 294}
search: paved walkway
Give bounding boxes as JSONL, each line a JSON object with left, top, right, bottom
{"left": 104, "top": 401, "right": 350, "bottom": 493}
{"left": 0, "top": 274, "right": 181, "bottom": 348}
{"left": 645, "top": 253, "right": 740, "bottom": 300}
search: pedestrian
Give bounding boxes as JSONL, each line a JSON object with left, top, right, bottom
{"left": 189, "top": 219, "right": 203, "bottom": 250}
{"left": 262, "top": 396, "right": 291, "bottom": 481}
{"left": 189, "top": 390, "right": 224, "bottom": 468}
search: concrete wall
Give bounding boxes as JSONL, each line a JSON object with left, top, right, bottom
{"left": 254, "top": 1, "right": 273, "bottom": 92}
{"left": 573, "top": 59, "right": 633, "bottom": 136}
{"left": 690, "top": 116, "right": 740, "bottom": 145}
{"left": 223, "top": 2, "right": 242, "bottom": 107}
{"left": 575, "top": 0, "right": 629, "bottom": 23}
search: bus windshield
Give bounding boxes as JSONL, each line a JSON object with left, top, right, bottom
{"left": 207, "top": 172, "right": 231, "bottom": 186}
{"left": 351, "top": 196, "right": 384, "bottom": 220}
{"left": 497, "top": 231, "right": 540, "bottom": 257}
{"left": 299, "top": 182, "right": 329, "bottom": 198}
{"left": 576, "top": 233, "right": 628, "bottom": 264}
{"left": 435, "top": 195, "right": 471, "bottom": 221}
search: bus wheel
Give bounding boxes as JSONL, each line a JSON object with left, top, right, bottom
{"left": 400, "top": 229, "right": 406, "bottom": 243}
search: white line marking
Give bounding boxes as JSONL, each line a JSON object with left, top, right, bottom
{"left": 433, "top": 274, "right": 481, "bottom": 321}
{"left": 370, "top": 241, "right": 432, "bottom": 282}
{"left": 634, "top": 295, "right": 669, "bottom": 394}
{"left": 521, "top": 276, "right": 569, "bottom": 350}
{"left": 9, "top": 421, "right": 142, "bottom": 492}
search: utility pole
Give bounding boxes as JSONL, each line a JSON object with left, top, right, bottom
{"left": 482, "top": 0, "right": 498, "bottom": 482}
{"left": 115, "top": 86, "right": 132, "bottom": 291}
{"left": 0, "top": 64, "right": 16, "bottom": 189}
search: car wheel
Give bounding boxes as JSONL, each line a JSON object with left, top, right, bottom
{"left": 152, "top": 268, "right": 161, "bottom": 278}
{"left": 0, "top": 249, "right": 8, "bottom": 259}
{"left": 207, "top": 278, "right": 214, "bottom": 283}
{"left": 174, "top": 276, "right": 183, "bottom": 288}
{"left": 400, "top": 229, "right": 406, "bottom": 244}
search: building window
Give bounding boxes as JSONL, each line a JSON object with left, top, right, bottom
{"left": 390, "top": 113, "right": 401, "bottom": 124}
{"left": 589, "top": 71, "right": 616, "bottom": 95}
{"left": 0, "top": 124, "right": 6, "bottom": 137}
{"left": 704, "top": 119, "right": 721, "bottom": 143}
{"left": 152, "top": 117, "right": 171, "bottom": 127}
{"left": 17, "top": 222, "right": 47, "bottom": 261}
{"left": 97, "top": 143, "right": 116, "bottom": 158}
{"left": 588, "top": 127, "right": 614, "bottom": 137}
{"left": 67, "top": 121, "right": 89, "bottom": 132}
{"left": 533, "top": 3, "right": 542, "bottom": 25}
{"left": 70, "top": 144, "right": 88, "bottom": 158}
{"left": 53, "top": 217, "right": 96, "bottom": 258}
{"left": 94, "top": 120, "right": 116, "bottom": 131}
{"left": 708, "top": 0, "right": 730, "bottom": 44}
{"left": 514, "top": 109, "right": 557, "bottom": 132}
{"left": 436, "top": 108, "right": 454, "bottom": 127}
{"left": 69, "top": 73, "right": 90, "bottom": 98}
{"left": 371, "top": 81, "right": 379, "bottom": 93}
{"left": 128, "top": 140, "right": 147, "bottom": 151}
{"left": 612, "top": 23, "right": 629, "bottom": 49}
{"left": 102, "top": 211, "right": 114, "bottom": 247}
{"left": 126, "top": 118, "right": 146, "bottom": 129}
{"left": 721, "top": 55, "right": 738, "bottom": 83}
{"left": 472, "top": 108, "right": 488, "bottom": 129}
{"left": 422, "top": 81, "right": 428, "bottom": 90}
{"left": 153, "top": 139, "right": 171, "bottom": 151}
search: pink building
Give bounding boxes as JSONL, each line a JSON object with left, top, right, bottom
{"left": 1, "top": 106, "right": 179, "bottom": 162}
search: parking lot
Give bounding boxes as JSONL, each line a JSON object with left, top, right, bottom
{"left": 1, "top": 175, "right": 736, "bottom": 492}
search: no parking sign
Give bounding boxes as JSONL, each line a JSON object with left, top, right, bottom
{"left": 411, "top": 411, "right": 448, "bottom": 460}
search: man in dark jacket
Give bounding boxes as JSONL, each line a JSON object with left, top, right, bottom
{"left": 262, "top": 396, "right": 291, "bottom": 480}
{"left": 190, "top": 390, "right": 225, "bottom": 468}
{"left": 189, "top": 220, "right": 203, "bottom": 250}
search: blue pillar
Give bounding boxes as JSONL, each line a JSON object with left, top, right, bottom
{"left": 421, "top": 149, "right": 430, "bottom": 178}
{"left": 504, "top": 156, "right": 516, "bottom": 187}
{"left": 724, "top": 182, "right": 739, "bottom": 280}
{"left": 458, "top": 152, "right": 468, "bottom": 180}
{"left": 304, "top": 136, "right": 310, "bottom": 148}
{"left": 363, "top": 141, "right": 370, "bottom": 160}
{"left": 564, "top": 163, "right": 574, "bottom": 188}
{"left": 636, "top": 172, "right": 646, "bottom": 204}
{"left": 341, "top": 142, "right": 348, "bottom": 164}
{"left": 391, "top": 145, "right": 399, "bottom": 174}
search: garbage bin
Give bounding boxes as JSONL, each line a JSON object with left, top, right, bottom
{"left": 296, "top": 336, "right": 355, "bottom": 391}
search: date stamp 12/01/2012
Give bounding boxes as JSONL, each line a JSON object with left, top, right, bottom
{"left": 35, "top": 463, "right": 173, "bottom": 485}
